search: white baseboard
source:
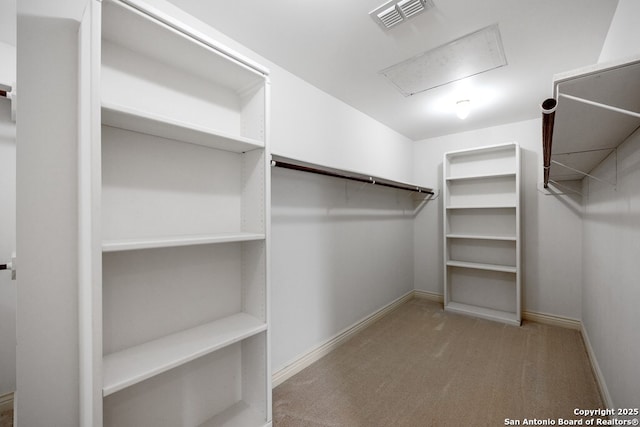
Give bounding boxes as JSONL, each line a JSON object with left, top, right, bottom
{"left": 271, "top": 290, "right": 414, "bottom": 388}
{"left": 522, "top": 310, "right": 581, "bottom": 330}
{"left": 580, "top": 323, "right": 613, "bottom": 409}
{"left": 413, "top": 289, "right": 444, "bottom": 303}
{"left": 413, "top": 291, "right": 583, "bottom": 330}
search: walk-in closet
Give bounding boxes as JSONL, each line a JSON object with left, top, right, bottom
{"left": 1, "top": 0, "right": 639, "bottom": 426}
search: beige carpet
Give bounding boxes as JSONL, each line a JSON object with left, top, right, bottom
{"left": 273, "top": 298, "right": 603, "bottom": 426}
{"left": 0, "top": 407, "right": 12, "bottom": 427}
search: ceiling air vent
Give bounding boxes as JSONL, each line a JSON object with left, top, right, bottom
{"left": 377, "top": 5, "right": 404, "bottom": 29}
{"left": 398, "top": 0, "right": 426, "bottom": 18}
{"left": 370, "top": 0, "right": 435, "bottom": 30}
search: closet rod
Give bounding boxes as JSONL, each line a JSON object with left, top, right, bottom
{"left": 541, "top": 98, "right": 557, "bottom": 188}
{"left": 271, "top": 157, "right": 434, "bottom": 195}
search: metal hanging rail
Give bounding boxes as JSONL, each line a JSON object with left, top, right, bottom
{"left": 541, "top": 98, "right": 557, "bottom": 188}
{"left": 271, "top": 154, "right": 434, "bottom": 195}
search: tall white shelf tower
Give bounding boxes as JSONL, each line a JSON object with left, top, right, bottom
{"left": 78, "top": 0, "right": 272, "bottom": 425}
{"left": 443, "top": 143, "right": 521, "bottom": 326}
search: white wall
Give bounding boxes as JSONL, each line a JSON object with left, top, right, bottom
{"left": 413, "top": 118, "right": 583, "bottom": 319}
{"left": 271, "top": 168, "right": 416, "bottom": 372}
{"left": 598, "top": 0, "right": 640, "bottom": 63}
{"left": 0, "top": 42, "right": 15, "bottom": 89}
{"left": 581, "top": 0, "right": 640, "bottom": 409}
{"left": 581, "top": 131, "right": 640, "bottom": 409}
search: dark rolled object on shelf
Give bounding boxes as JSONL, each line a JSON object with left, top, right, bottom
{"left": 541, "top": 98, "right": 557, "bottom": 188}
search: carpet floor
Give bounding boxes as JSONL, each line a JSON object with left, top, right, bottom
{"left": 273, "top": 298, "right": 603, "bottom": 426}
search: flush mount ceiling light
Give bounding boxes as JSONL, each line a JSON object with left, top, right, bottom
{"left": 370, "top": 0, "right": 436, "bottom": 30}
{"left": 380, "top": 24, "right": 507, "bottom": 97}
{"left": 455, "top": 100, "right": 471, "bottom": 119}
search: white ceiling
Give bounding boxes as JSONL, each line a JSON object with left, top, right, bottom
{"left": 170, "top": 0, "right": 617, "bottom": 141}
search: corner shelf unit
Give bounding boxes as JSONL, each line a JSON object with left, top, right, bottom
{"left": 546, "top": 56, "right": 640, "bottom": 184}
{"left": 443, "top": 143, "right": 521, "bottom": 326}
{"left": 78, "top": 0, "right": 271, "bottom": 426}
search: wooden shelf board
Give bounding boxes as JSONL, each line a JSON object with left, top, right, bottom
{"left": 102, "top": 232, "right": 265, "bottom": 252}
{"left": 103, "top": 313, "right": 267, "bottom": 396}
{"left": 198, "top": 401, "right": 266, "bottom": 427}
{"left": 446, "top": 172, "right": 515, "bottom": 181}
{"left": 102, "top": 103, "right": 264, "bottom": 153}
{"left": 445, "top": 301, "right": 520, "bottom": 326}
{"left": 446, "top": 204, "right": 516, "bottom": 210}
{"left": 446, "top": 234, "right": 516, "bottom": 241}
{"left": 446, "top": 260, "right": 517, "bottom": 273}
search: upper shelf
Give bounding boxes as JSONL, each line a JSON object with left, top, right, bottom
{"left": 102, "top": 102, "right": 264, "bottom": 152}
{"left": 103, "top": 0, "right": 266, "bottom": 92}
{"left": 546, "top": 55, "right": 640, "bottom": 182}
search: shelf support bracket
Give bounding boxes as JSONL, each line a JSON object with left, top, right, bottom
{"left": 551, "top": 159, "right": 616, "bottom": 187}
{"left": 537, "top": 180, "right": 584, "bottom": 197}
{"left": 558, "top": 93, "right": 640, "bottom": 119}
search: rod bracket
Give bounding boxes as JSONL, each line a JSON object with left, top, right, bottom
{"left": 1, "top": 253, "right": 16, "bottom": 280}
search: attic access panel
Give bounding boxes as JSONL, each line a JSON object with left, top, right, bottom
{"left": 380, "top": 24, "right": 507, "bottom": 96}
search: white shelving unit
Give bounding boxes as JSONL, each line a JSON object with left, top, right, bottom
{"left": 78, "top": 0, "right": 271, "bottom": 425}
{"left": 443, "top": 143, "right": 521, "bottom": 326}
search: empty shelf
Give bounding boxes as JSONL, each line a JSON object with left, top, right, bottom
{"left": 103, "top": 313, "right": 267, "bottom": 396}
{"left": 446, "top": 260, "right": 517, "bottom": 273}
{"left": 102, "top": 103, "right": 264, "bottom": 153}
{"left": 445, "top": 301, "right": 520, "bottom": 326}
{"left": 446, "top": 234, "right": 516, "bottom": 241}
{"left": 446, "top": 172, "right": 516, "bottom": 181}
{"left": 446, "top": 204, "right": 516, "bottom": 210}
{"left": 198, "top": 401, "right": 266, "bottom": 427}
{"left": 102, "top": 232, "right": 265, "bottom": 252}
